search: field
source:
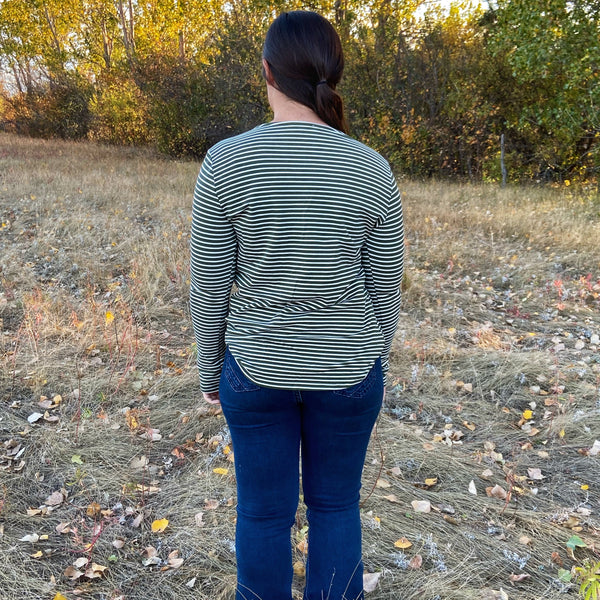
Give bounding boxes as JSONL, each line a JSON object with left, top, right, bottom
{"left": 0, "top": 132, "right": 599, "bottom": 600}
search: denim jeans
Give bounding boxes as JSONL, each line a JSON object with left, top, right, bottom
{"left": 219, "top": 348, "right": 383, "bottom": 600}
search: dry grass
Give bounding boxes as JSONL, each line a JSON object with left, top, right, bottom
{"left": 1, "top": 133, "right": 599, "bottom": 600}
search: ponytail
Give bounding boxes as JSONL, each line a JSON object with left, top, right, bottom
{"left": 315, "top": 82, "right": 348, "bottom": 134}
{"left": 263, "top": 11, "right": 348, "bottom": 134}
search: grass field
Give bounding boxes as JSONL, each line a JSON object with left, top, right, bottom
{"left": 1, "top": 132, "right": 599, "bottom": 600}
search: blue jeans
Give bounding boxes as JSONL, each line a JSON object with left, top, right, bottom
{"left": 219, "top": 349, "right": 383, "bottom": 600}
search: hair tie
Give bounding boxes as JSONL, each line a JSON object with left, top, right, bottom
{"left": 316, "top": 80, "right": 328, "bottom": 86}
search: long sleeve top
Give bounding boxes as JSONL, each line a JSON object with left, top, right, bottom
{"left": 190, "top": 121, "right": 404, "bottom": 392}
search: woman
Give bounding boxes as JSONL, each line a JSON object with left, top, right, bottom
{"left": 190, "top": 11, "right": 404, "bottom": 600}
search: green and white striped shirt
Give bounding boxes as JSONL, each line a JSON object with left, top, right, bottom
{"left": 190, "top": 121, "right": 404, "bottom": 392}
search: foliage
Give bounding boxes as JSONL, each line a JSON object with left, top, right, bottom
{"left": 575, "top": 560, "right": 600, "bottom": 600}
{"left": 0, "top": 0, "right": 598, "bottom": 182}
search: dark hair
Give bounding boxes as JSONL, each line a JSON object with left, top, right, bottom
{"left": 263, "top": 11, "right": 348, "bottom": 134}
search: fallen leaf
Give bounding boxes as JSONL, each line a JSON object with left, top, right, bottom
{"left": 424, "top": 477, "right": 438, "bottom": 487}
{"left": 53, "top": 594, "right": 68, "bottom": 600}
{"left": 213, "top": 467, "right": 229, "bottom": 475}
{"left": 112, "top": 539, "right": 125, "bottom": 549}
{"left": 71, "top": 455, "right": 83, "bottom": 465}
{"left": 55, "top": 522, "right": 71, "bottom": 534}
{"left": 480, "top": 469, "right": 494, "bottom": 480}
{"left": 508, "top": 573, "right": 530, "bottom": 584}
{"left": 167, "top": 551, "right": 184, "bottom": 569}
{"left": 105, "top": 311, "right": 114, "bottom": 325}
{"left": 73, "top": 557, "right": 88, "bottom": 569}
{"left": 589, "top": 440, "right": 600, "bottom": 456}
{"left": 27, "top": 412, "right": 44, "bottom": 424}
{"left": 390, "top": 466, "right": 402, "bottom": 476}
{"left": 195, "top": 512, "right": 204, "bottom": 527}
{"left": 527, "top": 468, "right": 544, "bottom": 480}
{"left": 468, "top": 480, "right": 478, "bottom": 495}
{"left": 293, "top": 560, "right": 306, "bottom": 577}
{"left": 296, "top": 539, "right": 308, "bottom": 555}
{"left": 411, "top": 500, "right": 431, "bottom": 513}
{"left": 19, "top": 533, "right": 39, "bottom": 543}
{"left": 363, "top": 571, "right": 382, "bottom": 593}
{"left": 140, "top": 428, "right": 162, "bottom": 442}
{"left": 31, "top": 550, "right": 43, "bottom": 558}
{"left": 375, "top": 478, "right": 391, "bottom": 488}
{"left": 382, "top": 494, "right": 399, "bottom": 503}
{"left": 64, "top": 566, "right": 84, "bottom": 581}
{"left": 519, "top": 536, "right": 532, "bottom": 546}
{"left": 409, "top": 554, "right": 423, "bottom": 569}
{"left": 45, "top": 490, "right": 65, "bottom": 506}
{"left": 130, "top": 456, "right": 148, "bottom": 470}
{"left": 204, "top": 499, "right": 219, "bottom": 510}
{"left": 486, "top": 484, "right": 508, "bottom": 500}
{"left": 26, "top": 508, "right": 42, "bottom": 516}
{"left": 151, "top": 518, "right": 169, "bottom": 533}
{"left": 86, "top": 502, "right": 101, "bottom": 517}
{"left": 186, "top": 577, "right": 197, "bottom": 588}
{"left": 394, "top": 537, "right": 412, "bottom": 549}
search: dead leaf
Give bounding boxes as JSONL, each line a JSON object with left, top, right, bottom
{"left": 130, "top": 456, "right": 149, "bottom": 470}
{"left": 85, "top": 563, "right": 108, "bottom": 579}
{"left": 64, "top": 566, "right": 84, "bottom": 580}
{"left": 86, "top": 502, "right": 101, "bottom": 517}
{"left": 363, "top": 571, "right": 382, "bottom": 593}
{"left": 293, "top": 560, "right": 306, "bottom": 577}
{"left": 55, "top": 522, "right": 71, "bottom": 534}
{"left": 52, "top": 594, "right": 68, "bottom": 600}
{"left": 213, "top": 467, "right": 229, "bottom": 475}
{"left": 204, "top": 499, "right": 219, "bottom": 510}
{"left": 468, "top": 480, "right": 478, "bottom": 495}
{"left": 27, "top": 412, "right": 43, "bottom": 424}
{"left": 527, "top": 468, "right": 544, "bottom": 480}
{"left": 508, "top": 573, "right": 530, "bottom": 584}
{"left": 73, "top": 557, "right": 88, "bottom": 569}
{"left": 151, "top": 518, "right": 169, "bottom": 533}
{"left": 411, "top": 500, "right": 431, "bottom": 513}
{"left": 140, "top": 428, "right": 162, "bottom": 442}
{"left": 166, "top": 550, "right": 183, "bottom": 569}
{"left": 45, "top": 490, "right": 65, "bottom": 506}
{"left": 480, "top": 469, "right": 494, "bottom": 480}
{"left": 375, "top": 478, "right": 391, "bottom": 488}
{"left": 519, "top": 535, "right": 532, "bottom": 546}
{"left": 19, "top": 533, "right": 39, "bottom": 543}
{"left": 589, "top": 440, "right": 600, "bottom": 456}
{"left": 394, "top": 537, "right": 412, "bottom": 549}
{"left": 486, "top": 485, "right": 508, "bottom": 500}
{"left": 296, "top": 539, "right": 308, "bottom": 555}
{"left": 186, "top": 577, "right": 197, "bottom": 588}
{"left": 382, "top": 494, "right": 399, "bottom": 503}
{"left": 409, "top": 554, "right": 423, "bottom": 569}
{"left": 112, "top": 539, "right": 125, "bottom": 549}
{"left": 195, "top": 512, "right": 204, "bottom": 527}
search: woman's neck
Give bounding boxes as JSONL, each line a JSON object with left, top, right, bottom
{"left": 267, "top": 84, "right": 326, "bottom": 126}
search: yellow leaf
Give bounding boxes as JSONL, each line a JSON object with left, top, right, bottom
{"left": 31, "top": 550, "right": 43, "bottom": 558}
{"left": 213, "top": 468, "right": 229, "bottom": 475}
{"left": 581, "top": 484, "right": 589, "bottom": 491}
{"left": 559, "top": 429, "right": 565, "bottom": 438}
{"left": 151, "top": 518, "right": 169, "bottom": 533}
{"left": 53, "top": 595, "right": 68, "bottom": 600}
{"left": 105, "top": 311, "right": 114, "bottom": 325}
{"left": 394, "top": 537, "right": 412, "bottom": 549}
{"left": 424, "top": 478, "right": 438, "bottom": 487}
{"left": 522, "top": 410, "right": 533, "bottom": 420}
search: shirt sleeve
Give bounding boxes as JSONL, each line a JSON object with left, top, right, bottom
{"left": 189, "top": 152, "right": 237, "bottom": 392}
{"left": 361, "top": 170, "right": 404, "bottom": 382}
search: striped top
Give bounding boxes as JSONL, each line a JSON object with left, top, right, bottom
{"left": 190, "top": 121, "right": 404, "bottom": 392}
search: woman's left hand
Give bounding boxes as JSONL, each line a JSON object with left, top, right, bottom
{"left": 203, "top": 391, "right": 221, "bottom": 405}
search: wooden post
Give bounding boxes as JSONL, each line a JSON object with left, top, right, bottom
{"left": 501, "top": 133, "right": 507, "bottom": 188}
